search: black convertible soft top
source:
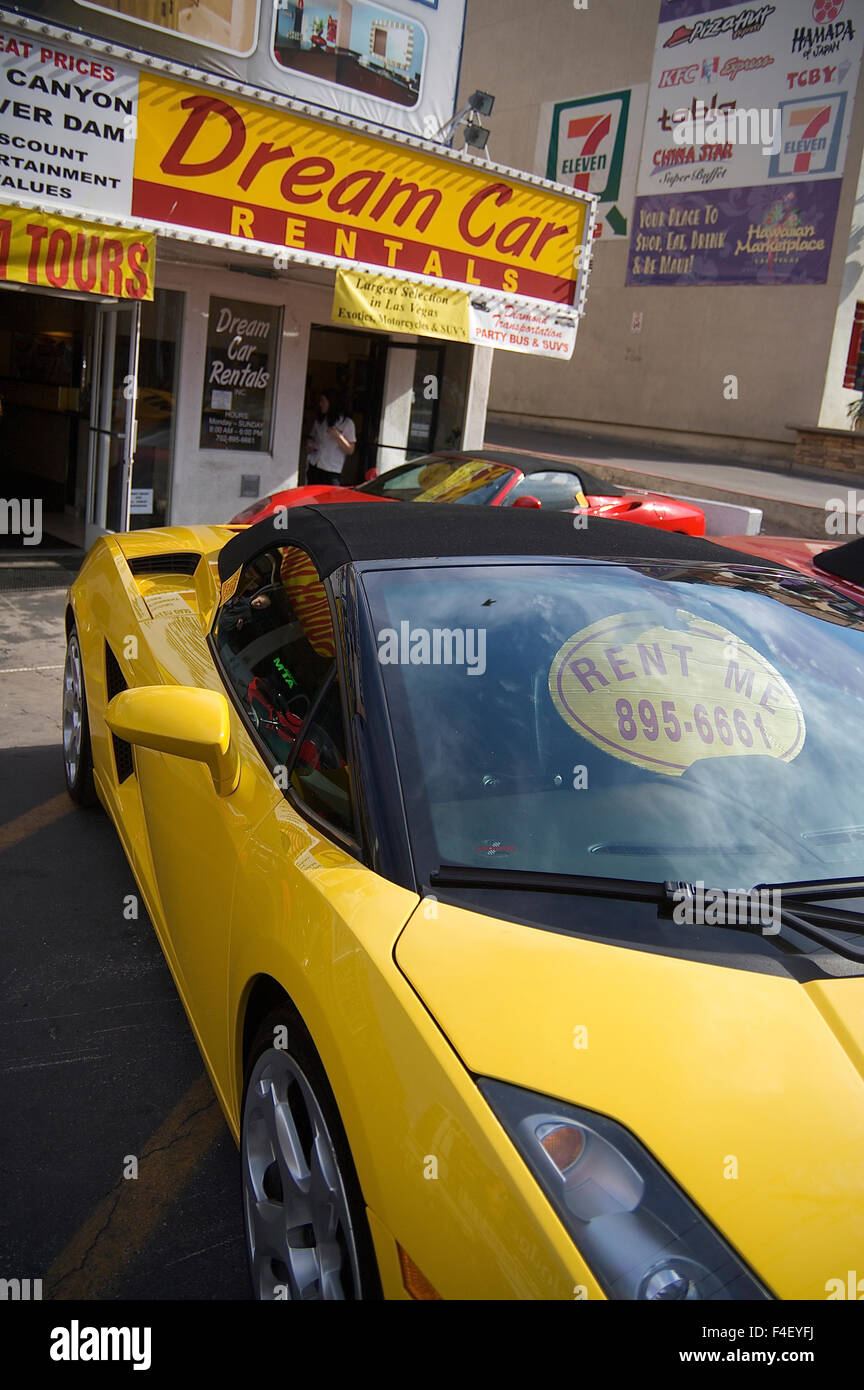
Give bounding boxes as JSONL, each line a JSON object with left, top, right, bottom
{"left": 218, "top": 502, "right": 792, "bottom": 584}
{"left": 814, "top": 534, "right": 864, "bottom": 586}
{"left": 476, "top": 448, "right": 624, "bottom": 499}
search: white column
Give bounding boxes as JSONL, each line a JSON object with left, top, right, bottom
{"left": 377, "top": 342, "right": 417, "bottom": 472}
{"left": 461, "top": 345, "right": 494, "bottom": 449}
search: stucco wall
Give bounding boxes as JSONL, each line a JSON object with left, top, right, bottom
{"left": 458, "top": 0, "right": 864, "bottom": 453}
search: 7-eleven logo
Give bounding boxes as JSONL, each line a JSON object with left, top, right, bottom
{"left": 769, "top": 93, "right": 847, "bottom": 178}
{"left": 565, "top": 112, "right": 613, "bottom": 191}
{"left": 548, "top": 90, "right": 632, "bottom": 236}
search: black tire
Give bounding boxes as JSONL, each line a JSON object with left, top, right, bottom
{"left": 62, "top": 623, "right": 97, "bottom": 807}
{"left": 241, "top": 1004, "right": 382, "bottom": 1301}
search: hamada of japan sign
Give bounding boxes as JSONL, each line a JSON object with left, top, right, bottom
{"left": 132, "top": 75, "right": 590, "bottom": 306}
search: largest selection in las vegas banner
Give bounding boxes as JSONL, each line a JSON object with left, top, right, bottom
{"left": 628, "top": 0, "right": 864, "bottom": 286}
{"left": 0, "top": 16, "right": 591, "bottom": 337}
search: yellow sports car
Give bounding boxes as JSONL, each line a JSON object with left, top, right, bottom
{"left": 62, "top": 505, "right": 864, "bottom": 1300}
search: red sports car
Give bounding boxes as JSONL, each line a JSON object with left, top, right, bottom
{"left": 713, "top": 533, "right": 864, "bottom": 606}
{"left": 231, "top": 450, "right": 706, "bottom": 535}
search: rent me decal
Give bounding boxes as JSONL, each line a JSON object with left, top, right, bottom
{"left": 131, "top": 75, "right": 588, "bottom": 304}
{"left": 548, "top": 611, "right": 805, "bottom": 777}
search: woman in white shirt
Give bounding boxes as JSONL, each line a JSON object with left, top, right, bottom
{"left": 305, "top": 390, "right": 356, "bottom": 486}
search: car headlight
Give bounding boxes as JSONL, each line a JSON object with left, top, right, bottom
{"left": 478, "top": 1079, "right": 771, "bottom": 1301}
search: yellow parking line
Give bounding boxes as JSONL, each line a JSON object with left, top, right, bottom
{"left": 47, "top": 1073, "right": 225, "bottom": 1300}
{"left": 0, "top": 664, "right": 64, "bottom": 674}
{"left": 0, "top": 793, "right": 74, "bottom": 853}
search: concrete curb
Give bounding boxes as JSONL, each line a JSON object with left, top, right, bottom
{"left": 484, "top": 441, "right": 831, "bottom": 539}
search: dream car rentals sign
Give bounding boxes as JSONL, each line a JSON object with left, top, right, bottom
{"left": 131, "top": 75, "right": 589, "bottom": 305}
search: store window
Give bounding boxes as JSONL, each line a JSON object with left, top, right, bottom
{"left": 407, "top": 340, "right": 471, "bottom": 459}
{"left": 130, "top": 290, "right": 184, "bottom": 530}
{"left": 200, "top": 296, "right": 281, "bottom": 453}
{"left": 0, "top": 289, "right": 89, "bottom": 549}
{"left": 844, "top": 302, "right": 864, "bottom": 390}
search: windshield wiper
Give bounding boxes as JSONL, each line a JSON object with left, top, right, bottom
{"left": 757, "top": 876, "right": 864, "bottom": 907}
{"left": 430, "top": 864, "right": 672, "bottom": 903}
{"left": 429, "top": 866, "right": 864, "bottom": 963}
{"left": 430, "top": 867, "right": 783, "bottom": 934}
{"left": 753, "top": 877, "right": 864, "bottom": 962}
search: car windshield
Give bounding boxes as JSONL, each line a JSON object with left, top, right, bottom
{"left": 358, "top": 455, "right": 516, "bottom": 504}
{"left": 364, "top": 560, "right": 864, "bottom": 890}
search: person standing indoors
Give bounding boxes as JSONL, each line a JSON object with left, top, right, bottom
{"left": 305, "top": 390, "right": 356, "bottom": 486}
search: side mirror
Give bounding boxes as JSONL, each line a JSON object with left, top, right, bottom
{"left": 512, "top": 494, "right": 542, "bottom": 509}
{"left": 105, "top": 687, "right": 240, "bottom": 796}
{"left": 364, "top": 467, "right": 378, "bottom": 481}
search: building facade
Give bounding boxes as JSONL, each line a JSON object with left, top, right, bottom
{"left": 0, "top": 2, "right": 592, "bottom": 550}
{"left": 459, "top": 0, "right": 864, "bottom": 462}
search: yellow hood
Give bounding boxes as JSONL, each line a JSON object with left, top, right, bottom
{"left": 395, "top": 902, "right": 864, "bottom": 1299}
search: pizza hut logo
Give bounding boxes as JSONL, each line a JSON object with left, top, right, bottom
{"left": 664, "top": 6, "right": 776, "bottom": 47}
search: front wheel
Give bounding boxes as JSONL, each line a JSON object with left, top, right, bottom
{"left": 62, "top": 624, "right": 97, "bottom": 806}
{"left": 241, "top": 1009, "right": 381, "bottom": 1300}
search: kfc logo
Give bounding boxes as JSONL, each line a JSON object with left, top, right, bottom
{"left": 659, "top": 65, "right": 700, "bottom": 88}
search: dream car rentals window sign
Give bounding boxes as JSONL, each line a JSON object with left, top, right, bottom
{"left": 627, "top": 0, "right": 864, "bottom": 286}
{"left": 130, "top": 74, "right": 589, "bottom": 304}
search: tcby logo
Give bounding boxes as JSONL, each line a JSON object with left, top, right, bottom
{"left": 786, "top": 62, "right": 849, "bottom": 90}
{"left": 769, "top": 92, "right": 847, "bottom": 177}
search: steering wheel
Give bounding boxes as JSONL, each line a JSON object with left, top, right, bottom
{"left": 301, "top": 719, "right": 343, "bottom": 771}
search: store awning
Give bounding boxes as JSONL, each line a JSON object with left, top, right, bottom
{"left": 0, "top": 10, "right": 595, "bottom": 348}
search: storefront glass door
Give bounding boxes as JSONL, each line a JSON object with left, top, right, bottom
{"left": 85, "top": 301, "right": 141, "bottom": 547}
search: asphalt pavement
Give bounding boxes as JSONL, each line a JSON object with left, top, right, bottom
{"left": 0, "top": 582, "right": 249, "bottom": 1300}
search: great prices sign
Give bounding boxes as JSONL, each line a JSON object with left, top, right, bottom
{"left": 131, "top": 75, "right": 589, "bottom": 305}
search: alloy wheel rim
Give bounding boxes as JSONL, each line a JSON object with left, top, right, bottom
{"left": 62, "top": 634, "right": 83, "bottom": 785}
{"left": 242, "top": 1047, "right": 362, "bottom": 1300}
